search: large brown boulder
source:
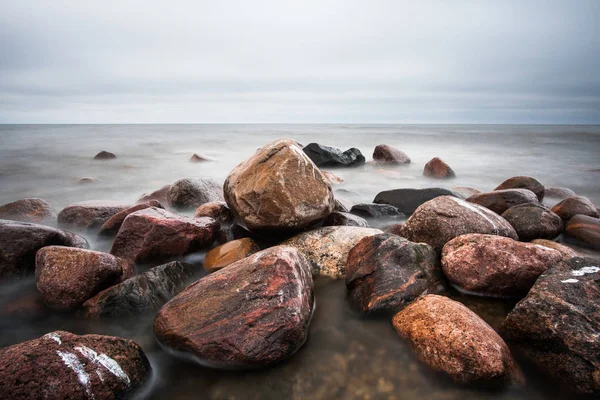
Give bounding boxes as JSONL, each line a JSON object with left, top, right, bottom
{"left": 167, "top": 178, "right": 224, "bottom": 210}
{"left": 82, "top": 261, "right": 196, "bottom": 318}
{"left": 501, "top": 202, "right": 563, "bottom": 241}
{"left": 495, "top": 176, "right": 545, "bottom": 201}
{"left": 500, "top": 257, "right": 600, "bottom": 395}
{"left": 346, "top": 234, "right": 444, "bottom": 313}
{"left": 392, "top": 295, "right": 522, "bottom": 385}
{"left": 282, "top": 226, "right": 382, "bottom": 279}
{"left": 98, "top": 200, "right": 163, "bottom": 236}
{"left": 564, "top": 214, "right": 600, "bottom": 250}
{"left": 372, "top": 144, "right": 410, "bottom": 164}
{"left": 551, "top": 195, "right": 599, "bottom": 222}
{"left": 441, "top": 234, "right": 562, "bottom": 298}
{"left": 110, "top": 207, "right": 219, "bottom": 264}
{"left": 400, "top": 196, "right": 517, "bottom": 252}
{"left": 0, "top": 331, "right": 150, "bottom": 400}
{"left": 203, "top": 238, "right": 260, "bottom": 273}
{"left": 224, "top": 139, "right": 335, "bottom": 232}
{"left": 423, "top": 157, "right": 455, "bottom": 178}
{"left": 467, "top": 189, "right": 539, "bottom": 215}
{"left": 35, "top": 246, "right": 133, "bottom": 311}
{"left": 154, "top": 246, "right": 314, "bottom": 369}
{"left": 0, "top": 220, "right": 87, "bottom": 281}
{"left": 0, "top": 198, "right": 56, "bottom": 224}
{"left": 58, "top": 200, "right": 130, "bottom": 233}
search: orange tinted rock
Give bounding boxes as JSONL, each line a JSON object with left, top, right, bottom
{"left": 193, "top": 201, "right": 232, "bottom": 223}
{"left": 495, "top": 176, "right": 545, "bottom": 201}
{"left": 0, "top": 198, "right": 56, "bottom": 224}
{"left": 98, "top": 200, "right": 163, "bottom": 236}
{"left": 372, "top": 144, "right": 411, "bottom": 164}
{"left": 564, "top": 214, "right": 600, "bottom": 250}
{"left": 393, "top": 295, "right": 523, "bottom": 385}
{"left": 423, "top": 157, "right": 455, "bottom": 179}
{"left": 204, "top": 238, "right": 260, "bottom": 272}
{"left": 551, "top": 195, "right": 599, "bottom": 222}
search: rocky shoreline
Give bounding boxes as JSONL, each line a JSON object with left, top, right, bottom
{"left": 0, "top": 138, "right": 599, "bottom": 399}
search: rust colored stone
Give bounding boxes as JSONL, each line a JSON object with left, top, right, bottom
{"left": 467, "top": 189, "right": 539, "bottom": 215}
{"left": 564, "top": 214, "right": 600, "bottom": 250}
{"left": 372, "top": 144, "right": 411, "bottom": 164}
{"left": 495, "top": 176, "right": 545, "bottom": 201}
{"left": 98, "top": 200, "right": 163, "bottom": 236}
{"left": 551, "top": 195, "right": 598, "bottom": 222}
{"left": 423, "top": 157, "right": 455, "bottom": 179}
{"left": 203, "top": 238, "right": 260, "bottom": 272}
{"left": 0, "top": 198, "right": 56, "bottom": 224}
{"left": 193, "top": 201, "right": 232, "bottom": 223}
{"left": 501, "top": 202, "right": 563, "bottom": 241}
{"left": 58, "top": 200, "right": 130, "bottom": 233}
{"left": 393, "top": 295, "right": 523, "bottom": 385}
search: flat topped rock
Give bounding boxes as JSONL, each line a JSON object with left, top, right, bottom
{"left": 495, "top": 176, "right": 545, "bottom": 201}
{"left": 0, "top": 198, "right": 56, "bottom": 224}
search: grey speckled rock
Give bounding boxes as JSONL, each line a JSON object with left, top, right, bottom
{"left": 501, "top": 203, "right": 563, "bottom": 241}
{"left": 167, "top": 178, "right": 224, "bottom": 210}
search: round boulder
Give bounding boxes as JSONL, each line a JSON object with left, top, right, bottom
{"left": 203, "top": 238, "right": 260, "bottom": 273}
{"left": 501, "top": 202, "right": 563, "bottom": 241}
{"left": 137, "top": 184, "right": 171, "bottom": 206}
{"left": 467, "top": 189, "right": 539, "bottom": 215}
{"left": 551, "top": 195, "right": 599, "bottom": 222}
{"left": 0, "top": 198, "right": 56, "bottom": 224}
{"left": 495, "top": 176, "right": 545, "bottom": 201}
{"left": 372, "top": 144, "right": 411, "bottom": 164}
{"left": 564, "top": 214, "right": 600, "bottom": 250}
{"left": 423, "top": 157, "right": 455, "bottom": 179}
{"left": 167, "top": 178, "right": 224, "bottom": 210}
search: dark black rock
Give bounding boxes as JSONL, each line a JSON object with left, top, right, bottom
{"left": 373, "top": 188, "right": 458, "bottom": 215}
{"left": 303, "top": 143, "right": 365, "bottom": 168}
{"left": 350, "top": 203, "right": 403, "bottom": 219}
{"left": 323, "top": 212, "right": 368, "bottom": 227}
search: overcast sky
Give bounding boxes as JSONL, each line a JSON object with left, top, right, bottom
{"left": 1, "top": 0, "right": 599, "bottom": 124}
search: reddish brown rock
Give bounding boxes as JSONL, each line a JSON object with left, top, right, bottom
{"left": 98, "top": 200, "right": 163, "bottom": 236}
{"left": 346, "top": 234, "right": 443, "bottom": 313}
{"left": 0, "top": 330, "right": 150, "bottom": 400}
{"left": 203, "top": 238, "right": 260, "bottom": 273}
{"left": 224, "top": 139, "right": 335, "bottom": 231}
{"left": 58, "top": 200, "right": 130, "bottom": 233}
{"left": 282, "top": 226, "right": 382, "bottom": 279}
{"left": 500, "top": 257, "right": 600, "bottom": 395}
{"left": 531, "top": 239, "right": 579, "bottom": 259}
{"left": 0, "top": 291, "right": 51, "bottom": 320}
{"left": 501, "top": 202, "right": 563, "bottom": 241}
{"left": 93, "top": 150, "right": 116, "bottom": 160}
{"left": 423, "top": 157, "right": 455, "bottom": 179}
{"left": 193, "top": 201, "right": 232, "bottom": 223}
{"left": 137, "top": 184, "right": 171, "bottom": 205}
{"left": 35, "top": 246, "right": 133, "bottom": 311}
{"left": 551, "top": 195, "right": 599, "bottom": 222}
{"left": 322, "top": 170, "right": 344, "bottom": 185}
{"left": 0, "top": 220, "right": 88, "bottom": 281}
{"left": 323, "top": 211, "right": 368, "bottom": 228}
{"left": 167, "top": 178, "right": 224, "bottom": 210}
{"left": 372, "top": 144, "right": 411, "bottom": 164}
{"left": 82, "top": 261, "right": 196, "bottom": 318}
{"left": 467, "top": 189, "right": 539, "bottom": 215}
{"left": 154, "top": 246, "right": 314, "bottom": 369}
{"left": 383, "top": 223, "right": 404, "bottom": 236}
{"left": 400, "top": 196, "right": 517, "bottom": 252}
{"left": 564, "top": 214, "right": 600, "bottom": 250}
{"left": 393, "top": 295, "right": 522, "bottom": 385}
{"left": 0, "top": 198, "right": 56, "bottom": 224}
{"left": 110, "top": 207, "right": 219, "bottom": 264}
{"left": 442, "top": 234, "right": 562, "bottom": 298}
{"left": 495, "top": 176, "right": 545, "bottom": 201}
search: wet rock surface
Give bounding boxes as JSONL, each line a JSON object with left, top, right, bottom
{"left": 544, "top": 187, "right": 576, "bottom": 202}
{"left": 530, "top": 239, "right": 579, "bottom": 259}
{"left": 374, "top": 188, "right": 458, "bottom": 215}
{"left": 193, "top": 201, "right": 233, "bottom": 222}
{"left": 501, "top": 202, "right": 563, "bottom": 241}
{"left": 564, "top": 214, "right": 600, "bottom": 249}
{"left": 400, "top": 196, "right": 517, "bottom": 252}
{"left": 111, "top": 207, "right": 219, "bottom": 264}
{"left": 0, "top": 198, "right": 56, "bottom": 224}
{"left": 154, "top": 246, "right": 314, "bottom": 369}
{"left": 500, "top": 257, "right": 600, "bottom": 395}
{"left": 393, "top": 295, "right": 523, "bottom": 385}
{"left": 98, "top": 200, "right": 163, "bottom": 236}
{"left": 349, "top": 203, "right": 403, "bottom": 219}
{"left": 167, "top": 178, "right": 224, "bottom": 210}
{"left": 303, "top": 142, "right": 366, "bottom": 167}
{"left": 322, "top": 170, "right": 344, "bottom": 184}
{"left": 283, "top": 226, "right": 382, "bottom": 278}
{"left": 203, "top": 238, "right": 260, "bottom": 272}
{"left": 82, "top": 261, "right": 196, "bottom": 318}
{"left": 0, "top": 330, "right": 150, "bottom": 400}
{"left": 551, "top": 195, "right": 599, "bottom": 222}
{"left": 137, "top": 184, "right": 171, "bottom": 206}
{"left": 0, "top": 219, "right": 88, "bottom": 281}
{"left": 495, "top": 176, "right": 545, "bottom": 201}
{"left": 35, "top": 246, "right": 132, "bottom": 311}
{"left": 323, "top": 211, "right": 368, "bottom": 227}
{"left": 372, "top": 144, "right": 411, "bottom": 164}
{"left": 451, "top": 186, "right": 481, "bottom": 199}
{"left": 423, "top": 157, "right": 455, "bottom": 179}
{"left": 223, "top": 139, "right": 334, "bottom": 231}
{"left": 467, "top": 189, "right": 539, "bottom": 215}
{"left": 346, "top": 234, "right": 444, "bottom": 313}
{"left": 58, "top": 200, "right": 130, "bottom": 233}
{"left": 93, "top": 150, "right": 117, "bottom": 160}
{"left": 441, "top": 234, "right": 562, "bottom": 298}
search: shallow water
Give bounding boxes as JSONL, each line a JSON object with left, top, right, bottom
{"left": 1, "top": 124, "right": 599, "bottom": 399}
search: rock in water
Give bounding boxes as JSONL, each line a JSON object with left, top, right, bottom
{"left": 423, "top": 157, "right": 455, "bottom": 178}
{"left": 167, "top": 178, "right": 224, "bottom": 210}
{"left": 93, "top": 150, "right": 116, "bottom": 160}
{"left": 111, "top": 207, "right": 219, "bottom": 264}
{"left": 282, "top": 226, "right": 382, "bottom": 279}
{"left": 551, "top": 195, "right": 599, "bottom": 222}
{"left": 223, "top": 139, "right": 334, "bottom": 231}
{"left": 500, "top": 257, "right": 600, "bottom": 395}
{"left": 467, "top": 189, "right": 539, "bottom": 215}
{"left": 190, "top": 153, "right": 211, "bottom": 162}
{"left": 322, "top": 211, "right": 368, "bottom": 227}
{"left": 321, "top": 170, "right": 344, "bottom": 184}
{"left": 137, "top": 184, "right": 171, "bottom": 206}
{"left": 400, "top": 196, "right": 517, "bottom": 252}
{"left": 346, "top": 234, "right": 444, "bottom": 313}
{"left": 36, "top": 246, "right": 133, "bottom": 311}
{"left": 544, "top": 187, "right": 576, "bottom": 202}
{"left": 372, "top": 144, "right": 411, "bottom": 164}
{"left": 0, "top": 330, "right": 150, "bottom": 400}
{"left": 302, "top": 142, "right": 365, "bottom": 167}
{"left": 495, "top": 176, "right": 545, "bottom": 201}
{"left": 203, "top": 238, "right": 260, "bottom": 272}
{"left": 441, "top": 234, "right": 562, "bottom": 298}
{"left": 564, "top": 214, "right": 600, "bottom": 250}
{"left": 373, "top": 188, "right": 458, "bottom": 215}
{"left": 451, "top": 186, "right": 481, "bottom": 199}
{"left": 82, "top": 261, "right": 196, "bottom": 318}
{"left": 0, "top": 198, "right": 56, "bottom": 224}
{"left": 154, "top": 246, "right": 314, "bottom": 369}
{"left": 0, "top": 220, "right": 88, "bottom": 282}
{"left": 193, "top": 201, "right": 232, "bottom": 223}
{"left": 58, "top": 201, "right": 130, "bottom": 233}
{"left": 98, "top": 200, "right": 163, "bottom": 236}
{"left": 393, "top": 295, "right": 522, "bottom": 385}
{"left": 349, "top": 203, "right": 402, "bottom": 219}
{"left": 501, "top": 203, "right": 563, "bottom": 241}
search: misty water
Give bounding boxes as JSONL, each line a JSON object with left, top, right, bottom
{"left": 1, "top": 124, "right": 599, "bottom": 399}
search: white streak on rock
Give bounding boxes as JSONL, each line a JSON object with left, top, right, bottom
{"left": 75, "top": 345, "right": 131, "bottom": 387}
{"left": 447, "top": 197, "right": 499, "bottom": 234}
{"left": 571, "top": 266, "right": 600, "bottom": 276}
{"left": 44, "top": 332, "right": 62, "bottom": 345}
{"left": 561, "top": 278, "right": 579, "bottom": 283}
{"left": 57, "top": 350, "right": 94, "bottom": 399}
